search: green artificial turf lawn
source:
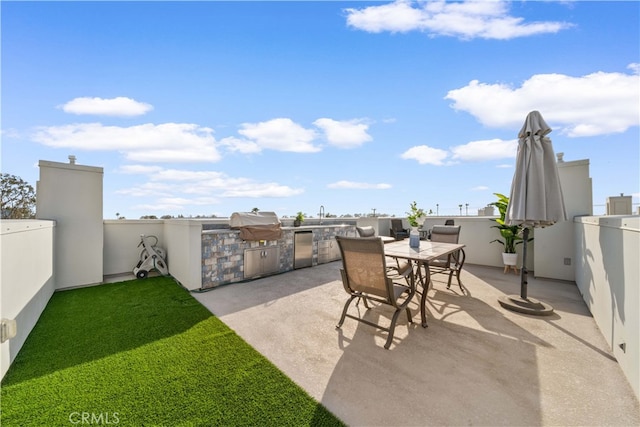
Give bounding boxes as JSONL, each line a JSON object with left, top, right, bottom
{"left": 1, "top": 277, "right": 344, "bottom": 426}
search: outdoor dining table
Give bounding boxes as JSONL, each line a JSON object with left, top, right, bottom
{"left": 384, "top": 240, "right": 466, "bottom": 327}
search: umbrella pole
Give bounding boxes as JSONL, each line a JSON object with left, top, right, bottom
{"left": 521, "top": 227, "right": 529, "bottom": 299}
{"left": 498, "top": 226, "right": 554, "bottom": 316}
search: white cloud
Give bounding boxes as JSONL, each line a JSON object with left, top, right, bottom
{"left": 401, "top": 139, "right": 517, "bottom": 166}
{"left": 345, "top": 0, "right": 572, "bottom": 39}
{"left": 32, "top": 122, "right": 221, "bottom": 162}
{"left": 445, "top": 67, "right": 640, "bottom": 137}
{"left": 400, "top": 145, "right": 449, "bottom": 165}
{"left": 133, "top": 202, "right": 190, "bottom": 212}
{"left": 1, "top": 128, "right": 21, "bottom": 139}
{"left": 451, "top": 139, "right": 517, "bottom": 161}
{"left": 238, "top": 118, "right": 320, "bottom": 152}
{"left": 327, "top": 180, "right": 392, "bottom": 190}
{"left": 222, "top": 182, "right": 302, "bottom": 198}
{"left": 119, "top": 165, "right": 164, "bottom": 174}
{"left": 219, "top": 136, "right": 262, "bottom": 154}
{"left": 471, "top": 186, "right": 489, "bottom": 191}
{"left": 131, "top": 196, "right": 225, "bottom": 213}
{"left": 117, "top": 166, "right": 304, "bottom": 201}
{"left": 148, "top": 169, "right": 229, "bottom": 184}
{"left": 59, "top": 97, "right": 153, "bottom": 117}
{"left": 345, "top": 1, "right": 424, "bottom": 34}
{"left": 313, "top": 118, "right": 373, "bottom": 148}
{"left": 115, "top": 181, "right": 176, "bottom": 198}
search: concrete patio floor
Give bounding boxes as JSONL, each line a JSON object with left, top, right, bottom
{"left": 192, "top": 262, "right": 640, "bottom": 426}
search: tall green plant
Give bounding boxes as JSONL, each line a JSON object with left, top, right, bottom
{"left": 489, "top": 193, "right": 532, "bottom": 254}
{"left": 406, "top": 201, "right": 425, "bottom": 227}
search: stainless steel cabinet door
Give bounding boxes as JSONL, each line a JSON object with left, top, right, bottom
{"left": 244, "top": 247, "right": 280, "bottom": 279}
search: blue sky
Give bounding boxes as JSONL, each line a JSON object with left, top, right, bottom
{"left": 2, "top": 1, "right": 638, "bottom": 219}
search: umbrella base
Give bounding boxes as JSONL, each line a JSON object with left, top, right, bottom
{"left": 498, "top": 295, "right": 554, "bottom": 316}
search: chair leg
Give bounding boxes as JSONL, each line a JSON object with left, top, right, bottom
{"left": 420, "top": 288, "right": 429, "bottom": 328}
{"left": 455, "top": 269, "right": 465, "bottom": 293}
{"left": 337, "top": 295, "right": 358, "bottom": 328}
{"left": 445, "top": 268, "right": 466, "bottom": 293}
{"left": 454, "top": 249, "right": 466, "bottom": 293}
{"left": 384, "top": 307, "right": 404, "bottom": 349}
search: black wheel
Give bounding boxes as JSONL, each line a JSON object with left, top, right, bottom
{"left": 136, "top": 270, "right": 148, "bottom": 279}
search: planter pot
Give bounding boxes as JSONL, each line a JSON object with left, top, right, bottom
{"left": 502, "top": 253, "right": 518, "bottom": 265}
{"left": 293, "top": 220, "right": 302, "bottom": 227}
{"left": 502, "top": 252, "right": 518, "bottom": 274}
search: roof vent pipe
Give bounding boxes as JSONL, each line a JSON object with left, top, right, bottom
{"left": 68, "top": 155, "right": 76, "bottom": 164}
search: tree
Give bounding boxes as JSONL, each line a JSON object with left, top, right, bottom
{"left": 1, "top": 173, "right": 36, "bottom": 219}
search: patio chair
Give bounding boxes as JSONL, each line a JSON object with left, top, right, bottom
{"left": 357, "top": 225, "right": 402, "bottom": 272}
{"left": 390, "top": 219, "right": 409, "bottom": 240}
{"left": 356, "top": 226, "right": 376, "bottom": 237}
{"left": 422, "top": 225, "right": 466, "bottom": 293}
{"left": 335, "top": 236, "right": 415, "bottom": 349}
{"left": 422, "top": 219, "right": 455, "bottom": 240}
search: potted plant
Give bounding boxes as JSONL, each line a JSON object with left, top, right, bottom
{"left": 293, "top": 211, "right": 304, "bottom": 227}
{"left": 406, "top": 201, "right": 426, "bottom": 228}
{"left": 489, "top": 193, "right": 532, "bottom": 272}
{"left": 406, "top": 201, "right": 426, "bottom": 247}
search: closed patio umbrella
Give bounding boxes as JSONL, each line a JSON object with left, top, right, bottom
{"left": 499, "top": 110, "right": 567, "bottom": 316}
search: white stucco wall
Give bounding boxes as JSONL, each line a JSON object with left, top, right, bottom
{"left": 534, "top": 159, "right": 593, "bottom": 281}
{"left": 36, "top": 160, "right": 103, "bottom": 288}
{"left": 1, "top": 220, "right": 56, "bottom": 379}
{"left": 163, "top": 219, "right": 205, "bottom": 291}
{"left": 418, "top": 217, "right": 533, "bottom": 270}
{"left": 103, "top": 220, "right": 165, "bottom": 277}
{"left": 575, "top": 215, "right": 639, "bottom": 399}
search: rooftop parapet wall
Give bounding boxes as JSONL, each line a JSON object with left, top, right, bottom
{"left": 574, "top": 215, "right": 639, "bottom": 400}
{"left": 1, "top": 220, "right": 56, "bottom": 379}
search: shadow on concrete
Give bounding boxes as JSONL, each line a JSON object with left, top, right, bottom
{"left": 195, "top": 261, "right": 640, "bottom": 426}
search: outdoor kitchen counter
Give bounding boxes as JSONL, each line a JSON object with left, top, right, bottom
{"left": 201, "top": 224, "right": 356, "bottom": 289}
{"left": 281, "top": 225, "right": 353, "bottom": 229}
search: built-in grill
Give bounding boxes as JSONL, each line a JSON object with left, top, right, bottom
{"left": 229, "top": 211, "right": 282, "bottom": 241}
